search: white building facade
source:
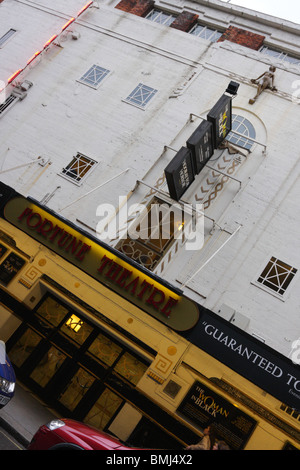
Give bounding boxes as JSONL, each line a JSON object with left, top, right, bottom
{"left": 0, "top": 0, "right": 299, "bottom": 449}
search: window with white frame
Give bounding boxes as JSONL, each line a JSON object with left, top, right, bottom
{"left": 60, "top": 153, "right": 97, "bottom": 184}
{"left": 78, "top": 65, "right": 111, "bottom": 89}
{"left": 260, "top": 46, "right": 300, "bottom": 66}
{"left": 189, "top": 23, "right": 222, "bottom": 42}
{"left": 255, "top": 257, "right": 297, "bottom": 298}
{"left": 226, "top": 114, "right": 256, "bottom": 151}
{"left": 0, "top": 29, "right": 16, "bottom": 47}
{"left": 145, "top": 8, "right": 177, "bottom": 26}
{"left": 123, "top": 83, "right": 158, "bottom": 109}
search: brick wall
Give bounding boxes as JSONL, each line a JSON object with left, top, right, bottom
{"left": 170, "top": 11, "right": 198, "bottom": 32}
{"left": 115, "top": 0, "right": 154, "bottom": 17}
{"left": 218, "top": 25, "right": 265, "bottom": 50}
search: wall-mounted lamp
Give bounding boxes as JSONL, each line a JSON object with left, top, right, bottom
{"left": 65, "top": 314, "right": 83, "bottom": 333}
{"left": 225, "top": 81, "right": 240, "bottom": 95}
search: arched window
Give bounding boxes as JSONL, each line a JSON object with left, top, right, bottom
{"left": 226, "top": 114, "right": 256, "bottom": 150}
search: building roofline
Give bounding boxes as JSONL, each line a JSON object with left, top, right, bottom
{"left": 190, "top": 0, "right": 300, "bottom": 34}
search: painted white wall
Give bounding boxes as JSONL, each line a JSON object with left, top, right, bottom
{"left": 0, "top": 0, "right": 299, "bottom": 358}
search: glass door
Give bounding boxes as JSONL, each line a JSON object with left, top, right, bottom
{"left": 58, "top": 366, "right": 96, "bottom": 412}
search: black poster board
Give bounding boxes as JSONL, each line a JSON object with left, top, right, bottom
{"left": 207, "top": 94, "right": 232, "bottom": 148}
{"left": 164, "top": 147, "right": 195, "bottom": 201}
{"left": 0, "top": 252, "right": 25, "bottom": 286}
{"left": 186, "top": 120, "right": 214, "bottom": 174}
{"left": 177, "top": 380, "right": 257, "bottom": 450}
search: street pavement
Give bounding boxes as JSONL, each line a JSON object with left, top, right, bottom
{"left": 0, "top": 424, "right": 25, "bottom": 450}
{"left": 0, "top": 381, "right": 59, "bottom": 448}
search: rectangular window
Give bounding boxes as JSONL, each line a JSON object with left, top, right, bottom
{"left": 88, "top": 333, "right": 123, "bottom": 367}
{"left": 0, "top": 28, "right": 16, "bottom": 47}
{"left": 124, "top": 83, "right": 158, "bottom": 109}
{"left": 145, "top": 9, "right": 177, "bottom": 26}
{"left": 260, "top": 46, "right": 300, "bottom": 65}
{"left": 36, "top": 296, "right": 70, "bottom": 327}
{"left": 60, "top": 153, "right": 97, "bottom": 184}
{"left": 189, "top": 24, "right": 222, "bottom": 42}
{"left": 256, "top": 257, "right": 297, "bottom": 298}
{"left": 114, "top": 352, "right": 148, "bottom": 385}
{"left": 78, "top": 64, "right": 111, "bottom": 89}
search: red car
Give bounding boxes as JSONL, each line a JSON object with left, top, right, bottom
{"left": 28, "top": 418, "right": 142, "bottom": 450}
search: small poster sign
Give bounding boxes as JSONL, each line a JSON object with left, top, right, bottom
{"left": 207, "top": 94, "right": 232, "bottom": 148}
{"left": 164, "top": 147, "right": 195, "bottom": 201}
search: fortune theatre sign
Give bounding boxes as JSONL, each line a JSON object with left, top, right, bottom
{"left": 2, "top": 193, "right": 199, "bottom": 332}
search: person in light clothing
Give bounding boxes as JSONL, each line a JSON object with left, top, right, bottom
{"left": 185, "top": 425, "right": 216, "bottom": 450}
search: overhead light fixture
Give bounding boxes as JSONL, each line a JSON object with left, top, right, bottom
{"left": 8, "top": 69, "right": 23, "bottom": 84}
{"left": 43, "top": 35, "right": 58, "bottom": 49}
{"left": 62, "top": 18, "right": 76, "bottom": 31}
{"left": 27, "top": 51, "right": 42, "bottom": 66}
{"left": 65, "top": 314, "right": 83, "bottom": 333}
{"left": 77, "top": 1, "right": 93, "bottom": 16}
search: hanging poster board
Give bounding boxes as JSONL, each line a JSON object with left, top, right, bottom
{"left": 164, "top": 147, "right": 194, "bottom": 201}
{"left": 177, "top": 380, "right": 257, "bottom": 450}
{"left": 207, "top": 94, "right": 232, "bottom": 148}
{"left": 186, "top": 120, "right": 214, "bottom": 174}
